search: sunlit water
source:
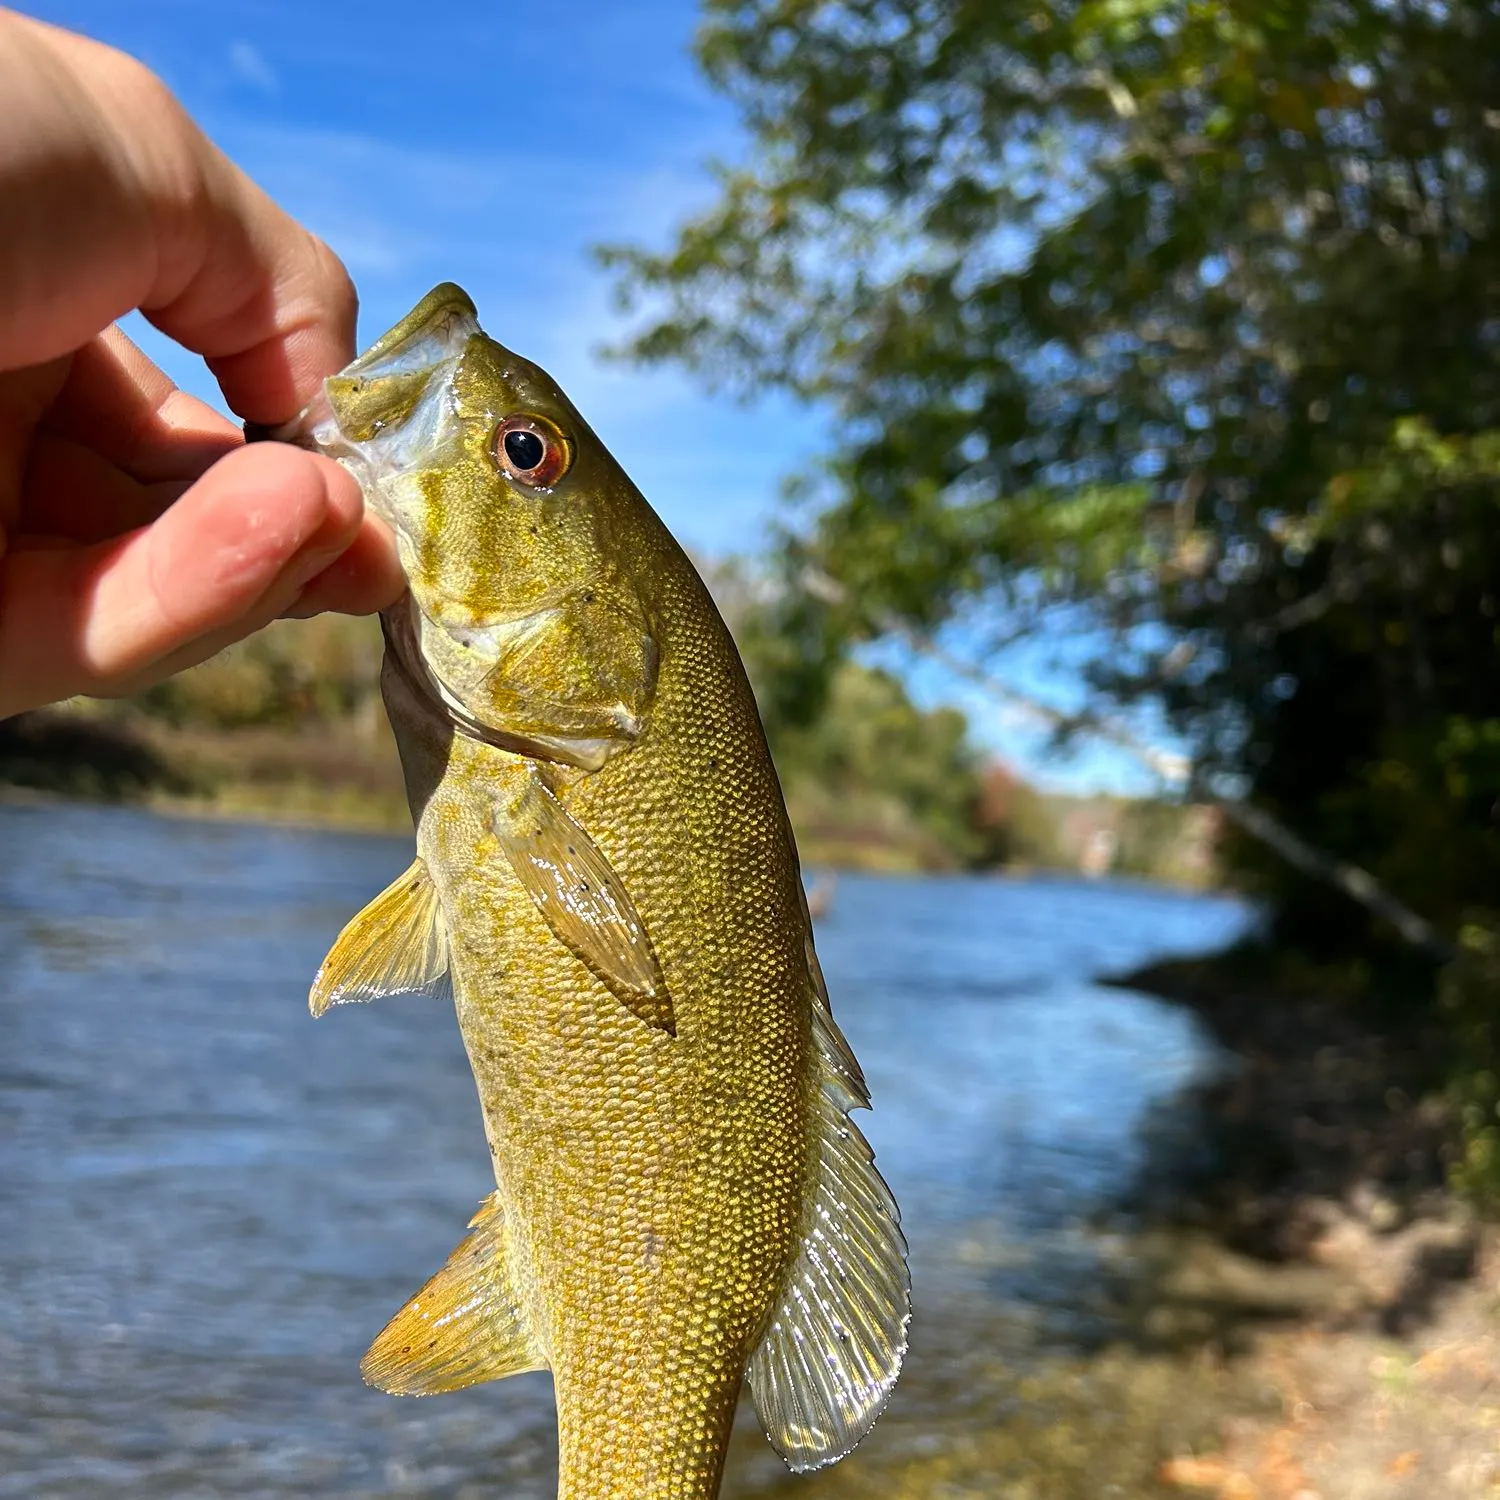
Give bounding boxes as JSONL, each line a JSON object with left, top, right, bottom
{"left": 0, "top": 802, "right": 1249, "bottom": 1497}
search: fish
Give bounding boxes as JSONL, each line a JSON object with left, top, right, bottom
{"left": 267, "top": 284, "right": 909, "bottom": 1499}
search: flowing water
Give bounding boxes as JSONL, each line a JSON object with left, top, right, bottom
{"left": 0, "top": 802, "right": 1249, "bottom": 1498}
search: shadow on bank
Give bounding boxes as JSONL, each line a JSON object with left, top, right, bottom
{"left": 0, "top": 709, "right": 190, "bottom": 803}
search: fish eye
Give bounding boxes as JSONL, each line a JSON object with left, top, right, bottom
{"left": 492, "top": 414, "right": 571, "bottom": 488}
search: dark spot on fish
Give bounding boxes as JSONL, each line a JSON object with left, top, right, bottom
{"left": 567, "top": 845, "right": 575, "bottom": 854}
{"left": 707, "top": 756, "right": 719, "bottom": 770}
{"left": 582, "top": 589, "right": 595, "bottom": 603}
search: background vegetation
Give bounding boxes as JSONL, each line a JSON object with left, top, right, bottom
{"left": 604, "top": 0, "right": 1500, "bottom": 955}
{"left": 1, "top": 596, "right": 1211, "bottom": 881}
{"left": 598, "top": 0, "right": 1500, "bottom": 1197}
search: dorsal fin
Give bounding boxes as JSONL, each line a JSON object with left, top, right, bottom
{"left": 747, "top": 935, "right": 910, "bottom": 1471}
{"left": 492, "top": 773, "right": 674, "bottom": 1035}
{"left": 310, "top": 857, "right": 450, "bottom": 1017}
{"left": 362, "top": 1193, "right": 548, "bottom": 1396}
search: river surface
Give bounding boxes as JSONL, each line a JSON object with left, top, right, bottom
{"left": 0, "top": 802, "right": 1249, "bottom": 1498}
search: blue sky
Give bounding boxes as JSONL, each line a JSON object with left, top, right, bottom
{"left": 25, "top": 0, "right": 1177, "bottom": 795}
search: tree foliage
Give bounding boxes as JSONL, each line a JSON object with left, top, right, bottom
{"left": 607, "top": 0, "right": 1500, "bottom": 946}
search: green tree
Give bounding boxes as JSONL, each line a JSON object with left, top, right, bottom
{"left": 606, "top": 0, "right": 1500, "bottom": 948}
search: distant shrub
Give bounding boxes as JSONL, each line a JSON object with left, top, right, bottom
{"left": 133, "top": 616, "right": 384, "bottom": 729}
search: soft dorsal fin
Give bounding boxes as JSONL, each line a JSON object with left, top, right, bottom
{"left": 362, "top": 1193, "right": 548, "bottom": 1396}
{"left": 309, "top": 858, "right": 451, "bottom": 1017}
{"left": 747, "top": 941, "right": 910, "bottom": 1471}
{"left": 493, "top": 773, "right": 674, "bottom": 1035}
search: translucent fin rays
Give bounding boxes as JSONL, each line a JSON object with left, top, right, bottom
{"left": 309, "top": 858, "right": 451, "bottom": 1016}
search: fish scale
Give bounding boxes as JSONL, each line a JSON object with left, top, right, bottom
{"left": 276, "top": 283, "right": 909, "bottom": 1499}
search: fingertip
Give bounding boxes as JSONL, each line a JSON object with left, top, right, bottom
{"left": 220, "top": 441, "right": 363, "bottom": 536}
{"left": 139, "top": 443, "right": 364, "bottom": 637}
{"left": 284, "top": 512, "right": 405, "bottom": 618}
{"left": 303, "top": 447, "right": 366, "bottom": 546}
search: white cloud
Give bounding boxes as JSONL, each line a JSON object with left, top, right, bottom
{"left": 227, "top": 40, "right": 277, "bottom": 93}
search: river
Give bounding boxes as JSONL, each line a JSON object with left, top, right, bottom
{"left": 0, "top": 801, "right": 1249, "bottom": 1497}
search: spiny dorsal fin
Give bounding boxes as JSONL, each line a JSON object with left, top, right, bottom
{"left": 747, "top": 949, "right": 910, "bottom": 1471}
{"left": 362, "top": 1193, "right": 548, "bottom": 1396}
{"left": 493, "top": 773, "right": 674, "bottom": 1035}
{"left": 309, "top": 857, "right": 450, "bottom": 1017}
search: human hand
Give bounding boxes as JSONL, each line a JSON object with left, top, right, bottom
{"left": 0, "top": 11, "right": 404, "bottom": 721}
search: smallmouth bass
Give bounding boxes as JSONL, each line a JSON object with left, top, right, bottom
{"left": 268, "top": 285, "right": 909, "bottom": 1499}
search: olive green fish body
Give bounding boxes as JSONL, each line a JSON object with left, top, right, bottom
{"left": 417, "top": 572, "right": 810, "bottom": 1496}
{"left": 294, "top": 286, "right": 908, "bottom": 1499}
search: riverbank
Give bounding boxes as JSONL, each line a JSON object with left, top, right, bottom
{"left": 0, "top": 704, "right": 1213, "bottom": 879}
{"left": 1104, "top": 945, "right": 1496, "bottom": 1498}
{"left": 1157, "top": 1253, "right": 1500, "bottom": 1497}
{"left": 0, "top": 705, "right": 412, "bottom": 833}
{"left": 1115, "top": 946, "right": 1462, "bottom": 1264}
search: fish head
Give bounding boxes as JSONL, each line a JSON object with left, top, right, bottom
{"left": 292, "top": 283, "right": 659, "bottom": 770}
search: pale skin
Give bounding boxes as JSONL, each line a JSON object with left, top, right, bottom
{"left": 0, "top": 10, "right": 404, "bottom": 721}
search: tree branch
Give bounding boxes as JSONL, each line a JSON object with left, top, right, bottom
{"left": 802, "top": 567, "right": 1454, "bottom": 961}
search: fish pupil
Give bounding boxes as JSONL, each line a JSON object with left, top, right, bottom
{"left": 504, "top": 429, "right": 546, "bottom": 471}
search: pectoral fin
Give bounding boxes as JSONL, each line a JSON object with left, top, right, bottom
{"left": 747, "top": 967, "right": 910, "bottom": 1471}
{"left": 362, "top": 1193, "right": 547, "bottom": 1395}
{"left": 493, "top": 774, "right": 674, "bottom": 1035}
{"left": 309, "top": 858, "right": 450, "bottom": 1017}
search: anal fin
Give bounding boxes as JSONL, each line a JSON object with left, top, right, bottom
{"left": 310, "top": 857, "right": 451, "bottom": 1017}
{"left": 363, "top": 1193, "right": 547, "bottom": 1396}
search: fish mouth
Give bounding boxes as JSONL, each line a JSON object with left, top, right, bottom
{"left": 246, "top": 283, "right": 479, "bottom": 462}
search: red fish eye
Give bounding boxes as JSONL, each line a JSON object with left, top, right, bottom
{"left": 492, "top": 415, "right": 571, "bottom": 488}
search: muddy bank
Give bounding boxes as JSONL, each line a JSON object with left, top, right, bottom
{"left": 1150, "top": 1237, "right": 1500, "bottom": 1499}
{"left": 0, "top": 706, "right": 417, "bottom": 832}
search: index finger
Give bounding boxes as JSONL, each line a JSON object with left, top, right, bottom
{"left": 0, "top": 10, "right": 356, "bottom": 423}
